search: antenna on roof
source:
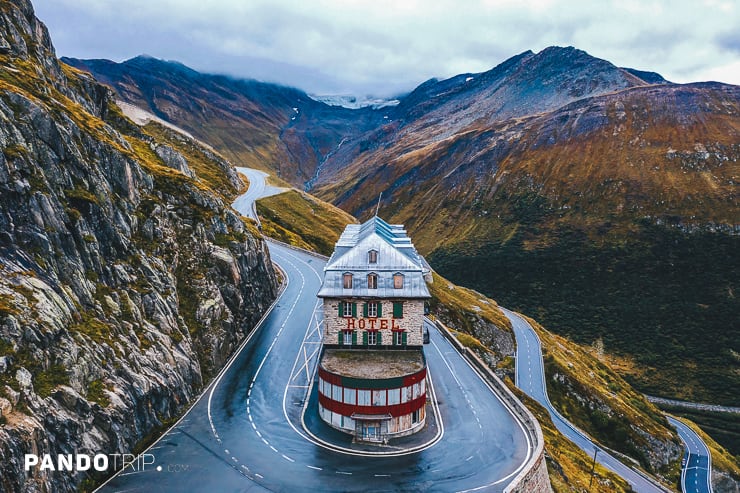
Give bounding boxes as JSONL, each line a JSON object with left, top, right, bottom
{"left": 375, "top": 192, "right": 382, "bottom": 217}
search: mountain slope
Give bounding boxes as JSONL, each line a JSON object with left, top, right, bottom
{"left": 0, "top": 2, "right": 276, "bottom": 491}
{"left": 311, "top": 50, "right": 740, "bottom": 408}
{"left": 63, "top": 55, "right": 385, "bottom": 187}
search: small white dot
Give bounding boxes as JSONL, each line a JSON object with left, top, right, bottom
{"left": 157, "top": 465, "right": 163, "bottom": 472}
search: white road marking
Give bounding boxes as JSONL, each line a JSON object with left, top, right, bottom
{"left": 307, "top": 465, "right": 322, "bottom": 471}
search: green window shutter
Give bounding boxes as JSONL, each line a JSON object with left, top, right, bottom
{"left": 338, "top": 332, "right": 343, "bottom": 345}
{"left": 402, "top": 332, "right": 407, "bottom": 345}
{"left": 377, "top": 302, "right": 382, "bottom": 317}
{"left": 362, "top": 331, "right": 368, "bottom": 345}
{"left": 363, "top": 303, "right": 368, "bottom": 317}
{"left": 377, "top": 331, "right": 382, "bottom": 345}
{"left": 352, "top": 302, "right": 357, "bottom": 318}
{"left": 393, "top": 302, "right": 403, "bottom": 318}
{"left": 338, "top": 301, "right": 343, "bottom": 316}
{"left": 352, "top": 331, "right": 357, "bottom": 345}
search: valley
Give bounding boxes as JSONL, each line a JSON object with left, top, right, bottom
{"left": 0, "top": 0, "right": 738, "bottom": 491}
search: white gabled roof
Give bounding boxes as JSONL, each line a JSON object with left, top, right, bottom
{"left": 317, "top": 216, "right": 431, "bottom": 299}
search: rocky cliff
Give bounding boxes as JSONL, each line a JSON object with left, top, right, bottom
{"left": 0, "top": 1, "right": 277, "bottom": 491}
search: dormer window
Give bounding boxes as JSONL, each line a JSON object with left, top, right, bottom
{"left": 367, "top": 273, "right": 378, "bottom": 289}
{"left": 368, "top": 249, "right": 378, "bottom": 264}
{"left": 393, "top": 273, "right": 404, "bottom": 289}
{"left": 343, "top": 273, "right": 353, "bottom": 289}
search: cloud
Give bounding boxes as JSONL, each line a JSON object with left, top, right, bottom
{"left": 32, "top": 0, "right": 740, "bottom": 96}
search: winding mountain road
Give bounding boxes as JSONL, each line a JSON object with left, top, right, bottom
{"left": 96, "top": 174, "right": 534, "bottom": 492}
{"left": 504, "top": 307, "right": 713, "bottom": 493}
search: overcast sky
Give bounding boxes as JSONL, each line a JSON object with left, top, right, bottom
{"left": 33, "top": 0, "right": 740, "bottom": 97}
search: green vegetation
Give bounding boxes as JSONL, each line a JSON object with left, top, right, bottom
{"left": 34, "top": 365, "right": 69, "bottom": 398}
{"left": 659, "top": 405, "right": 740, "bottom": 458}
{"left": 256, "top": 190, "right": 357, "bottom": 256}
{"left": 70, "top": 312, "right": 112, "bottom": 345}
{"left": 673, "top": 416, "right": 740, "bottom": 481}
{"left": 142, "top": 122, "right": 243, "bottom": 201}
{"left": 428, "top": 271, "right": 512, "bottom": 335}
{"left": 87, "top": 379, "right": 111, "bottom": 407}
{"left": 522, "top": 315, "right": 680, "bottom": 478}
{"left": 510, "top": 386, "right": 633, "bottom": 492}
{"left": 0, "top": 293, "right": 20, "bottom": 316}
{"left": 430, "top": 223, "right": 740, "bottom": 407}
{"left": 2, "top": 143, "right": 28, "bottom": 160}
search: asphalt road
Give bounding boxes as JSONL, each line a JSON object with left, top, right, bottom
{"left": 95, "top": 174, "right": 534, "bottom": 492}
{"left": 669, "top": 417, "right": 713, "bottom": 493}
{"left": 504, "top": 307, "right": 715, "bottom": 493}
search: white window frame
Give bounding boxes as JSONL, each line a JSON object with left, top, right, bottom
{"left": 343, "top": 330, "right": 353, "bottom": 345}
{"left": 367, "top": 331, "right": 377, "bottom": 345}
{"left": 367, "top": 301, "right": 378, "bottom": 318}
{"left": 342, "top": 302, "right": 353, "bottom": 318}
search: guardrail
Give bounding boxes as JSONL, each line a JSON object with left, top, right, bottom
{"left": 431, "top": 318, "right": 551, "bottom": 493}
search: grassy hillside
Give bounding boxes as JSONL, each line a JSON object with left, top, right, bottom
{"left": 429, "top": 223, "right": 739, "bottom": 406}
{"left": 256, "top": 189, "right": 357, "bottom": 256}
{"left": 512, "top": 389, "right": 634, "bottom": 493}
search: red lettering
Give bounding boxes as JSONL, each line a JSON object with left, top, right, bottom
{"left": 380, "top": 319, "right": 388, "bottom": 330}
{"left": 368, "top": 319, "right": 376, "bottom": 330}
{"left": 358, "top": 319, "right": 366, "bottom": 329}
{"left": 346, "top": 318, "right": 355, "bottom": 330}
{"left": 392, "top": 319, "right": 401, "bottom": 330}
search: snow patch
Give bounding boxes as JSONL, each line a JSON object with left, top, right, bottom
{"left": 309, "top": 94, "right": 400, "bottom": 109}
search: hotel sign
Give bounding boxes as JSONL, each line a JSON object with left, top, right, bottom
{"left": 345, "top": 318, "right": 402, "bottom": 330}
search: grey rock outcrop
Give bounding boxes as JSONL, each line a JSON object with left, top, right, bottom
{"left": 0, "top": 1, "right": 277, "bottom": 492}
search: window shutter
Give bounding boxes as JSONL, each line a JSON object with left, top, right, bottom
{"left": 352, "top": 302, "right": 357, "bottom": 318}
{"left": 377, "top": 302, "right": 382, "bottom": 317}
{"left": 363, "top": 303, "right": 368, "bottom": 317}
{"left": 362, "top": 331, "right": 368, "bottom": 345}
{"left": 352, "top": 331, "right": 357, "bottom": 345}
{"left": 338, "top": 301, "right": 343, "bottom": 316}
{"left": 394, "top": 302, "right": 403, "bottom": 318}
{"left": 402, "top": 332, "right": 407, "bottom": 345}
{"left": 377, "top": 331, "right": 382, "bottom": 345}
{"left": 338, "top": 332, "right": 342, "bottom": 345}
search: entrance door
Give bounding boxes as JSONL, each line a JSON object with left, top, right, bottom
{"left": 363, "top": 422, "right": 380, "bottom": 440}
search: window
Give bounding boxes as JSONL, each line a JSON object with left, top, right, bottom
{"left": 393, "top": 331, "right": 404, "bottom": 346}
{"left": 341, "top": 301, "right": 354, "bottom": 318}
{"left": 367, "top": 331, "right": 377, "bottom": 345}
{"left": 342, "top": 330, "right": 353, "bottom": 345}
{"left": 367, "top": 301, "right": 378, "bottom": 318}
{"left": 358, "top": 389, "right": 371, "bottom": 406}
{"left": 372, "top": 389, "right": 386, "bottom": 406}
{"left": 393, "top": 302, "right": 403, "bottom": 318}
{"left": 367, "top": 273, "right": 378, "bottom": 289}
{"left": 343, "top": 273, "right": 353, "bottom": 289}
{"left": 368, "top": 250, "right": 378, "bottom": 264}
{"left": 388, "top": 388, "right": 400, "bottom": 405}
{"left": 401, "top": 386, "right": 410, "bottom": 403}
{"left": 412, "top": 409, "right": 420, "bottom": 424}
{"left": 393, "top": 273, "right": 404, "bottom": 289}
{"left": 344, "top": 388, "right": 356, "bottom": 405}
{"left": 333, "top": 384, "right": 343, "bottom": 402}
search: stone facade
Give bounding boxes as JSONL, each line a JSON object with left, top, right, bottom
{"left": 323, "top": 298, "right": 425, "bottom": 348}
